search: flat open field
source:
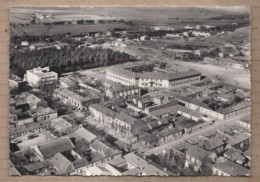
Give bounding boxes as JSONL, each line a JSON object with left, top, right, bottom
{"left": 173, "top": 60, "right": 250, "bottom": 89}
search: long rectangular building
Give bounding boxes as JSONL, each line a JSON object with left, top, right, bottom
{"left": 106, "top": 66, "right": 201, "bottom": 88}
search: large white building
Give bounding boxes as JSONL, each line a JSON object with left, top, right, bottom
{"left": 106, "top": 66, "right": 201, "bottom": 89}
{"left": 24, "top": 67, "right": 58, "bottom": 87}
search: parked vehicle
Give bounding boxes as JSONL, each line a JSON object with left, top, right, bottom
{"left": 27, "top": 134, "right": 39, "bottom": 139}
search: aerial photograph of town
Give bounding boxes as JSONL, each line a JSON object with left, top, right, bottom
{"left": 9, "top": 7, "right": 251, "bottom": 176}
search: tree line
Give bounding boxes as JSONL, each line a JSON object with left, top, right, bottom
{"left": 10, "top": 47, "right": 135, "bottom": 78}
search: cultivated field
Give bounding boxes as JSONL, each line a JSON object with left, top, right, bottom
{"left": 10, "top": 7, "right": 249, "bottom": 37}
{"left": 10, "top": 7, "right": 248, "bottom": 24}
{"left": 10, "top": 23, "right": 133, "bottom": 36}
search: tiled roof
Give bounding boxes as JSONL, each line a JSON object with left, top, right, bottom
{"left": 59, "top": 77, "right": 77, "bottom": 87}
{"left": 230, "top": 132, "right": 251, "bottom": 146}
{"left": 90, "top": 140, "right": 121, "bottom": 162}
{"left": 123, "top": 153, "right": 168, "bottom": 176}
{"left": 122, "top": 168, "right": 142, "bottom": 176}
{"left": 217, "top": 101, "right": 251, "bottom": 115}
{"left": 185, "top": 142, "right": 209, "bottom": 161}
{"left": 107, "top": 66, "right": 200, "bottom": 81}
{"left": 73, "top": 158, "right": 88, "bottom": 169}
{"left": 112, "top": 85, "right": 139, "bottom": 93}
{"left": 51, "top": 117, "right": 72, "bottom": 132}
{"left": 116, "top": 112, "right": 136, "bottom": 126}
{"left": 140, "top": 132, "right": 159, "bottom": 143}
{"left": 213, "top": 159, "right": 249, "bottom": 176}
{"left": 23, "top": 160, "right": 51, "bottom": 172}
{"left": 70, "top": 127, "right": 97, "bottom": 143}
{"left": 243, "top": 149, "right": 250, "bottom": 159}
{"left": 168, "top": 70, "right": 201, "bottom": 81}
{"left": 35, "top": 106, "right": 56, "bottom": 116}
{"left": 224, "top": 148, "right": 245, "bottom": 162}
{"left": 203, "top": 136, "right": 225, "bottom": 151}
{"left": 59, "top": 89, "right": 87, "bottom": 102}
{"left": 149, "top": 100, "right": 178, "bottom": 112}
{"left": 158, "top": 128, "right": 181, "bottom": 138}
{"left": 102, "top": 78, "right": 123, "bottom": 88}
{"left": 38, "top": 137, "right": 75, "bottom": 158}
{"left": 239, "top": 115, "right": 250, "bottom": 124}
{"left": 89, "top": 104, "right": 117, "bottom": 118}
{"left": 49, "top": 153, "right": 74, "bottom": 175}
{"left": 149, "top": 103, "right": 178, "bottom": 117}
{"left": 177, "top": 105, "right": 203, "bottom": 118}
{"left": 26, "top": 94, "right": 42, "bottom": 104}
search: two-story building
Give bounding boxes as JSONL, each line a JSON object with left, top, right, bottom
{"left": 106, "top": 86, "right": 140, "bottom": 99}
{"left": 184, "top": 142, "right": 209, "bottom": 172}
{"left": 56, "top": 89, "right": 100, "bottom": 110}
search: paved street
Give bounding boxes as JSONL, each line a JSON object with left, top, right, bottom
{"left": 144, "top": 112, "right": 250, "bottom": 156}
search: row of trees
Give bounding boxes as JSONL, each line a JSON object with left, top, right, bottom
{"left": 76, "top": 19, "right": 127, "bottom": 25}
{"left": 10, "top": 47, "right": 135, "bottom": 78}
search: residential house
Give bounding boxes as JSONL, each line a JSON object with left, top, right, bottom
{"left": 114, "top": 112, "right": 137, "bottom": 137}
{"left": 139, "top": 132, "right": 160, "bottom": 147}
{"left": 25, "top": 94, "right": 47, "bottom": 109}
{"left": 69, "top": 127, "right": 97, "bottom": 143}
{"left": 49, "top": 152, "right": 75, "bottom": 175}
{"left": 51, "top": 117, "right": 74, "bottom": 135}
{"left": 132, "top": 96, "right": 154, "bottom": 110}
{"left": 122, "top": 153, "right": 169, "bottom": 176}
{"left": 10, "top": 116, "right": 34, "bottom": 128}
{"left": 106, "top": 86, "right": 140, "bottom": 99}
{"left": 224, "top": 148, "right": 246, "bottom": 165}
{"left": 184, "top": 142, "right": 209, "bottom": 172}
{"left": 89, "top": 104, "right": 117, "bottom": 126}
{"left": 32, "top": 137, "right": 75, "bottom": 160}
{"left": 230, "top": 132, "right": 251, "bottom": 150}
{"left": 32, "top": 106, "right": 57, "bottom": 122}
{"left": 237, "top": 115, "right": 250, "bottom": 130}
{"left": 56, "top": 89, "right": 100, "bottom": 110}
{"left": 82, "top": 152, "right": 170, "bottom": 176}
{"left": 175, "top": 94, "right": 250, "bottom": 120}
{"left": 212, "top": 159, "right": 249, "bottom": 176}
{"left": 23, "top": 160, "right": 51, "bottom": 175}
{"left": 10, "top": 120, "right": 51, "bottom": 139}
{"left": 199, "top": 136, "right": 226, "bottom": 154}
{"left": 9, "top": 73, "right": 23, "bottom": 92}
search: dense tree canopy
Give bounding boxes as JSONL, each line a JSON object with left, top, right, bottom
{"left": 10, "top": 47, "right": 135, "bottom": 77}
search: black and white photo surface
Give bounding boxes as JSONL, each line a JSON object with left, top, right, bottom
{"left": 9, "top": 7, "right": 251, "bottom": 176}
